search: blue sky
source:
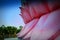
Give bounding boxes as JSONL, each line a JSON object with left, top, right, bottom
{"left": 0, "top": 0, "right": 25, "bottom": 28}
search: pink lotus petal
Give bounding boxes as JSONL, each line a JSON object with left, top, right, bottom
{"left": 20, "top": 7, "right": 32, "bottom": 24}
{"left": 31, "top": 9, "right": 60, "bottom": 40}
{"left": 18, "top": 2, "right": 60, "bottom": 40}
{"left": 17, "top": 19, "right": 39, "bottom": 37}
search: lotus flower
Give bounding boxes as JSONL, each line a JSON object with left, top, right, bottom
{"left": 17, "top": 2, "right": 60, "bottom": 40}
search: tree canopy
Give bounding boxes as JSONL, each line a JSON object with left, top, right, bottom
{"left": 0, "top": 25, "right": 23, "bottom": 40}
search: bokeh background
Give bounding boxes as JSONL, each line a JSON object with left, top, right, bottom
{"left": 0, "top": 0, "right": 25, "bottom": 28}
{"left": 0, "top": 0, "right": 24, "bottom": 40}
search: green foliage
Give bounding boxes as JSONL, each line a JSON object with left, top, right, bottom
{"left": 16, "top": 26, "right": 23, "bottom": 33}
{"left": 0, "top": 25, "right": 23, "bottom": 39}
